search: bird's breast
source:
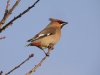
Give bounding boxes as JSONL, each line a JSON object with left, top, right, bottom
{"left": 39, "top": 30, "right": 61, "bottom": 47}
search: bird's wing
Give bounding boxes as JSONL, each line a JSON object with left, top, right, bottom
{"left": 27, "top": 27, "right": 56, "bottom": 42}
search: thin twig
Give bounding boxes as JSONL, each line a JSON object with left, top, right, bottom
{"left": 6, "top": 0, "right": 10, "bottom": 10}
{"left": 0, "top": 0, "right": 21, "bottom": 28}
{"left": 5, "top": 53, "right": 34, "bottom": 75}
{"left": 0, "top": 0, "right": 40, "bottom": 33}
{"left": 26, "top": 48, "right": 52, "bottom": 75}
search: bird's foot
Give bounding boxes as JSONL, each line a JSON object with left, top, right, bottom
{"left": 48, "top": 43, "right": 54, "bottom": 50}
{"left": 41, "top": 49, "right": 49, "bottom": 56}
{"left": 45, "top": 53, "right": 49, "bottom": 56}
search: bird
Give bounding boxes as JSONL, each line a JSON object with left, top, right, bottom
{"left": 27, "top": 18, "right": 68, "bottom": 56}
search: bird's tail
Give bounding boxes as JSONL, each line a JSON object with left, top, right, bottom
{"left": 27, "top": 39, "right": 32, "bottom": 42}
{"left": 26, "top": 43, "right": 32, "bottom": 47}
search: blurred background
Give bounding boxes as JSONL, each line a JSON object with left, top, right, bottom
{"left": 0, "top": 0, "right": 100, "bottom": 75}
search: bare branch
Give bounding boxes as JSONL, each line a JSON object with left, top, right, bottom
{"left": 0, "top": 0, "right": 21, "bottom": 28}
{"left": 5, "top": 53, "right": 34, "bottom": 75}
{"left": 26, "top": 48, "right": 52, "bottom": 75}
{"left": 0, "top": 0, "right": 40, "bottom": 33}
{"left": 6, "top": 0, "right": 10, "bottom": 10}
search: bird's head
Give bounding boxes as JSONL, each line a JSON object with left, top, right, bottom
{"left": 49, "top": 18, "right": 68, "bottom": 29}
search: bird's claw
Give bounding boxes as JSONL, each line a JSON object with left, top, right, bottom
{"left": 45, "top": 53, "right": 49, "bottom": 56}
{"left": 48, "top": 43, "right": 54, "bottom": 50}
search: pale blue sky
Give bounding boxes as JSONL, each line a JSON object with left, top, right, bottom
{"left": 0, "top": 0, "right": 100, "bottom": 75}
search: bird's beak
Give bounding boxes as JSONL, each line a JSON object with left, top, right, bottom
{"left": 61, "top": 21, "right": 68, "bottom": 29}
{"left": 62, "top": 21, "right": 68, "bottom": 25}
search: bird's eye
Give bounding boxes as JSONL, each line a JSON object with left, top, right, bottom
{"left": 57, "top": 20, "right": 63, "bottom": 24}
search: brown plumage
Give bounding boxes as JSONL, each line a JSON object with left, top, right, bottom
{"left": 27, "top": 18, "right": 68, "bottom": 56}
